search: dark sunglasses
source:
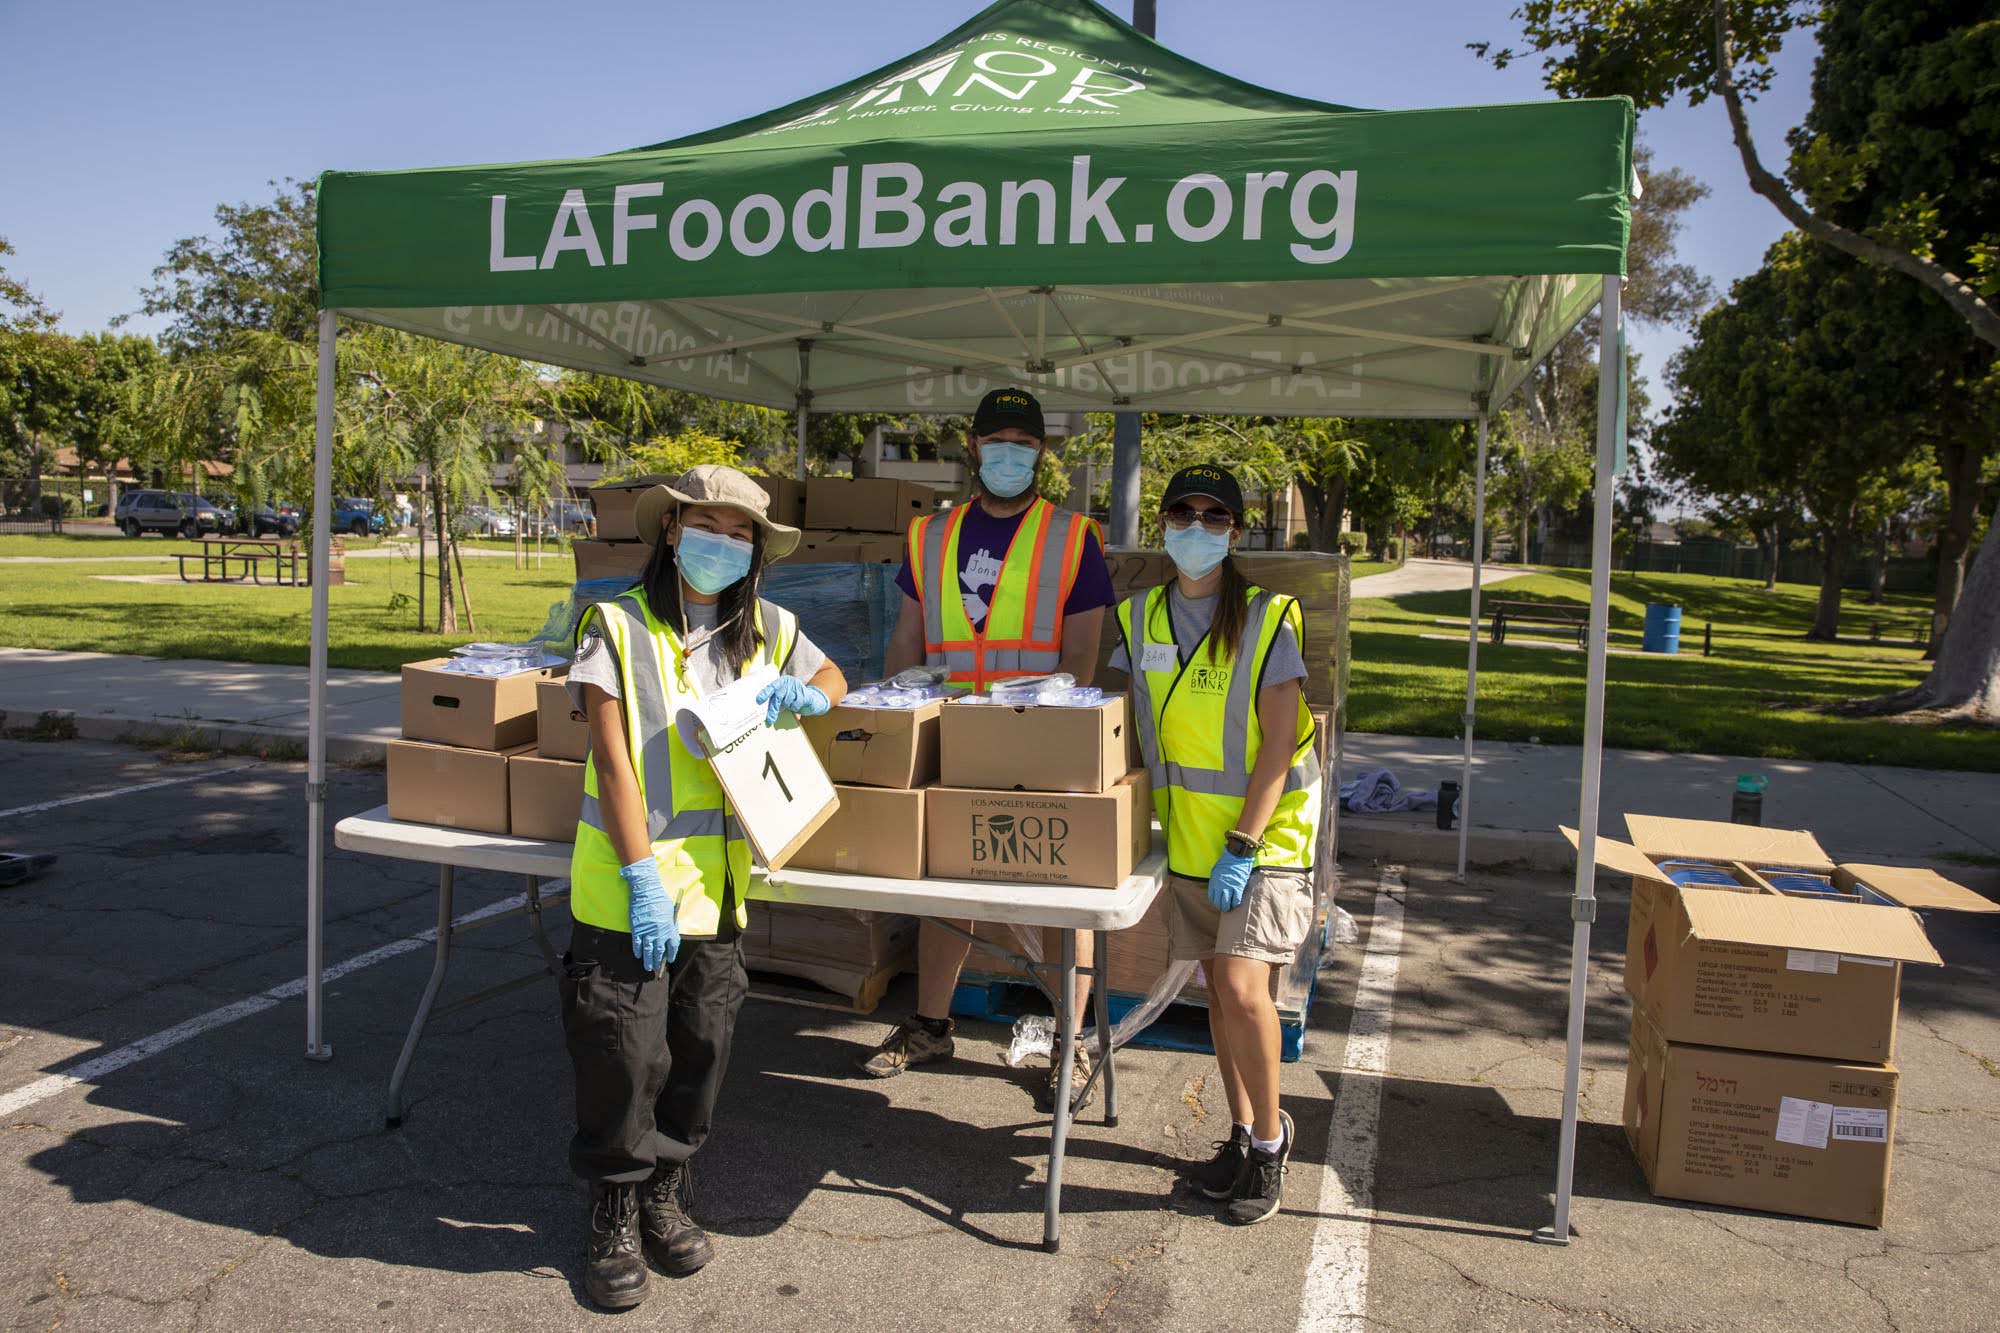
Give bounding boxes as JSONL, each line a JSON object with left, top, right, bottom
{"left": 1163, "top": 502, "right": 1236, "bottom": 534}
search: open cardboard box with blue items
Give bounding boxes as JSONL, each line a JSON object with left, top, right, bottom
{"left": 1565, "top": 815, "right": 1996, "bottom": 1064}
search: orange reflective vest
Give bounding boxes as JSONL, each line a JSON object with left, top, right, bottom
{"left": 907, "top": 497, "right": 1100, "bottom": 692}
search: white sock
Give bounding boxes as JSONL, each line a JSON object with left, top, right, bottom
{"left": 1250, "top": 1128, "right": 1284, "bottom": 1155}
{"left": 1235, "top": 1121, "right": 1253, "bottom": 1141}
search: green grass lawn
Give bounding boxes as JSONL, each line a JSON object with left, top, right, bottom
{"left": 1347, "top": 569, "right": 1997, "bottom": 771}
{"left": 1349, "top": 559, "right": 1400, "bottom": 581}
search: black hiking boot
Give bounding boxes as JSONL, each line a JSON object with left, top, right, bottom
{"left": 640, "top": 1162, "right": 714, "bottom": 1275}
{"left": 583, "top": 1181, "right": 648, "bottom": 1309}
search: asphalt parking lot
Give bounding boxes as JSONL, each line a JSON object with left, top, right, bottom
{"left": 2, "top": 735, "right": 1996, "bottom": 1331}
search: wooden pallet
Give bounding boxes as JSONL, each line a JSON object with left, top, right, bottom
{"left": 745, "top": 954, "right": 906, "bottom": 1015}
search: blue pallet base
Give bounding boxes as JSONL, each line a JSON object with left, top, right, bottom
{"left": 950, "top": 976, "right": 1308, "bottom": 1062}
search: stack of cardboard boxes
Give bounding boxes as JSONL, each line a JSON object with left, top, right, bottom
{"left": 387, "top": 659, "right": 581, "bottom": 838}
{"left": 572, "top": 475, "right": 931, "bottom": 577}
{"left": 1572, "top": 816, "right": 1995, "bottom": 1228}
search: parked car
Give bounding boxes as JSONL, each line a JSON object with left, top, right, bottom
{"left": 545, "top": 498, "right": 595, "bottom": 535}
{"left": 232, "top": 501, "right": 301, "bottom": 537}
{"left": 114, "top": 490, "right": 226, "bottom": 538}
{"left": 465, "top": 505, "right": 517, "bottom": 538}
{"left": 332, "top": 497, "right": 390, "bottom": 536}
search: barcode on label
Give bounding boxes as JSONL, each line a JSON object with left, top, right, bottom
{"left": 1830, "top": 1107, "right": 1889, "bottom": 1143}
{"left": 1832, "top": 1123, "right": 1886, "bottom": 1140}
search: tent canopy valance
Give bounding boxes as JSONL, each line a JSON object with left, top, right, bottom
{"left": 316, "top": 0, "right": 1631, "bottom": 418}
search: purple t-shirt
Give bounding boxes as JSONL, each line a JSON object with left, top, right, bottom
{"left": 895, "top": 502, "right": 1115, "bottom": 631}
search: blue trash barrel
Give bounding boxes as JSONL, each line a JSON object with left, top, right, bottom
{"left": 1642, "top": 603, "right": 1682, "bottom": 654}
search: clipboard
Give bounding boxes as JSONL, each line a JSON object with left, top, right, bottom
{"left": 675, "top": 664, "right": 840, "bottom": 870}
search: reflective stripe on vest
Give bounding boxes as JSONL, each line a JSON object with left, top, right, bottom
{"left": 570, "top": 591, "right": 796, "bottom": 936}
{"left": 908, "top": 497, "right": 1097, "bottom": 692}
{"left": 1118, "top": 583, "right": 1321, "bottom": 879}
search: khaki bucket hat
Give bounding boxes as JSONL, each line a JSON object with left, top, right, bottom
{"left": 633, "top": 464, "right": 801, "bottom": 561}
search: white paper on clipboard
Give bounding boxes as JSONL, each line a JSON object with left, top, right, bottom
{"left": 675, "top": 664, "right": 839, "bottom": 869}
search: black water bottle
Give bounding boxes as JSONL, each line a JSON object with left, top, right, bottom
{"left": 1437, "top": 780, "right": 1460, "bottom": 830}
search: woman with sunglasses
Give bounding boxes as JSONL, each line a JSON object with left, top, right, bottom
{"left": 1111, "top": 464, "right": 1322, "bottom": 1226}
{"left": 561, "top": 465, "right": 847, "bottom": 1309}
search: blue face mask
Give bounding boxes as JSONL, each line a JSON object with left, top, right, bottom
{"left": 1164, "top": 524, "right": 1232, "bottom": 579}
{"left": 676, "top": 525, "right": 753, "bottom": 595}
{"left": 978, "top": 440, "right": 1040, "bottom": 499}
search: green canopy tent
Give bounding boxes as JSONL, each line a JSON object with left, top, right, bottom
{"left": 306, "top": 0, "right": 1632, "bottom": 1247}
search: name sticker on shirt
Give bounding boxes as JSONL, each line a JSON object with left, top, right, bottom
{"left": 1141, "top": 642, "right": 1178, "bottom": 673}
{"left": 964, "top": 550, "right": 1003, "bottom": 590}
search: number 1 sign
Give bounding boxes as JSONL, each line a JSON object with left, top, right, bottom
{"left": 675, "top": 664, "right": 838, "bottom": 870}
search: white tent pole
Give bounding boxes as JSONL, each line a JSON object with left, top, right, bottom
{"left": 305, "top": 308, "right": 336, "bottom": 1062}
{"left": 795, "top": 339, "right": 812, "bottom": 482}
{"left": 1456, "top": 412, "right": 1490, "bottom": 883}
{"left": 1537, "top": 274, "right": 1622, "bottom": 1245}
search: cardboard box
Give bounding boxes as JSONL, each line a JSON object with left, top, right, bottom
{"left": 803, "top": 702, "right": 941, "bottom": 789}
{"left": 1566, "top": 817, "right": 1993, "bottom": 1063}
{"left": 756, "top": 476, "right": 808, "bottom": 529}
{"left": 536, "top": 679, "right": 590, "bottom": 762}
{"left": 588, "top": 476, "right": 670, "bottom": 542}
{"left": 1624, "top": 1008, "right": 1899, "bottom": 1228}
{"left": 507, "top": 751, "right": 586, "bottom": 842}
{"left": 939, "top": 696, "right": 1127, "bottom": 794}
{"left": 572, "top": 538, "right": 651, "bottom": 583}
{"left": 805, "top": 477, "right": 935, "bottom": 534}
{"left": 758, "top": 904, "right": 918, "bottom": 971}
{"left": 400, "top": 658, "right": 564, "bottom": 751}
{"left": 926, "top": 769, "right": 1152, "bottom": 889}
{"left": 387, "top": 740, "right": 531, "bottom": 834}
{"left": 790, "top": 784, "right": 928, "bottom": 879}
{"left": 788, "top": 529, "right": 908, "bottom": 565}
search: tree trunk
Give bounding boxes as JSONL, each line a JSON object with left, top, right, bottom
{"left": 416, "top": 474, "right": 428, "bottom": 631}
{"left": 1519, "top": 508, "right": 1531, "bottom": 565}
{"left": 434, "top": 487, "right": 456, "bottom": 635}
{"left": 1295, "top": 476, "right": 1348, "bottom": 553}
{"left": 1762, "top": 523, "right": 1781, "bottom": 590}
{"left": 1928, "top": 435, "right": 1983, "bottom": 658}
{"left": 1842, "top": 517, "right": 2000, "bottom": 718}
{"left": 1866, "top": 522, "right": 1889, "bottom": 605}
{"left": 1806, "top": 524, "right": 1852, "bottom": 642}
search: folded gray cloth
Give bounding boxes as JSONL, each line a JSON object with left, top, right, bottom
{"left": 1338, "top": 767, "right": 1438, "bottom": 814}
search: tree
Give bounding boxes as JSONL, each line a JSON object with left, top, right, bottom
{"left": 136, "top": 179, "right": 319, "bottom": 354}
{"left": 1656, "top": 234, "right": 1935, "bottom": 639}
{"left": 1272, "top": 419, "right": 1369, "bottom": 553}
{"left": 1473, "top": 1, "right": 2000, "bottom": 351}
{"left": 0, "top": 237, "right": 57, "bottom": 333}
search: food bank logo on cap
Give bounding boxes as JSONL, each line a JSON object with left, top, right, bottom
{"left": 971, "top": 811, "right": 1070, "bottom": 867}
{"left": 994, "top": 391, "right": 1031, "bottom": 410}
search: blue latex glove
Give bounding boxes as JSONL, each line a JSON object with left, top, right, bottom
{"left": 757, "top": 676, "right": 830, "bottom": 727}
{"left": 620, "top": 856, "right": 679, "bottom": 973}
{"left": 1207, "top": 849, "right": 1256, "bottom": 913}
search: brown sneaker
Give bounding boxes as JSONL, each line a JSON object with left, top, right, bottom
{"left": 860, "top": 1015, "right": 955, "bottom": 1078}
{"left": 1045, "top": 1044, "right": 1096, "bottom": 1113}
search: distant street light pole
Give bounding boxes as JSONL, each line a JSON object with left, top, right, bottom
{"left": 1107, "top": 0, "right": 1155, "bottom": 549}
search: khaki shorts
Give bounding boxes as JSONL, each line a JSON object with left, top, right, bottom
{"left": 1164, "top": 867, "right": 1314, "bottom": 965}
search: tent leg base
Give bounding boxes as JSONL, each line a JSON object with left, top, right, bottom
{"left": 304, "top": 1045, "right": 334, "bottom": 1063}
{"left": 1530, "top": 1225, "right": 1571, "bottom": 1247}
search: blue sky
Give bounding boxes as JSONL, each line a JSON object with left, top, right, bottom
{"left": 2, "top": 0, "right": 1814, "bottom": 399}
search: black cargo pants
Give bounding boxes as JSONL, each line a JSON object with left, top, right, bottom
{"left": 558, "top": 920, "right": 749, "bottom": 1184}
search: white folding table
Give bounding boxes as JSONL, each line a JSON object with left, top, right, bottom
{"left": 333, "top": 804, "right": 1166, "bottom": 1251}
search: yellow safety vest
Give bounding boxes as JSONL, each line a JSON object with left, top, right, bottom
{"left": 907, "top": 497, "right": 1099, "bottom": 692}
{"left": 1116, "top": 583, "right": 1321, "bottom": 879}
{"left": 570, "top": 588, "right": 798, "bottom": 937}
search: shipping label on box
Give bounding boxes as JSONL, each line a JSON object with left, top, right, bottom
{"left": 790, "top": 785, "right": 926, "bottom": 879}
{"left": 803, "top": 702, "right": 940, "bottom": 789}
{"left": 401, "top": 658, "right": 564, "bottom": 751}
{"left": 939, "top": 696, "right": 1127, "bottom": 794}
{"left": 508, "top": 751, "right": 586, "bottom": 842}
{"left": 536, "top": 679, "right": 591, "bottom": 762}
{"left": 387, "top": 740, "right": 531, "bottom": 834}
{"left": 926, "top": 769, "right": 1150, "bottom": 889}
{"left": 1623, "top": 1009, "right": 1898, "bottom": 1228}
{"left": 804, "top": 477, "right": 935, "bottom": 534}
{"left": 572, "top": 538, "right": 651, "bottom": 583}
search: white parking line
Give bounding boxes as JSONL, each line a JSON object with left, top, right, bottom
{"left": 0, "top": 764, "right": 259, "bottom": 821}
{"left": 0, "top": 890, "right": 539, "bottom": 1119}
{"left": 1297, "top": 865, "right": 1406, "bottom": 1333}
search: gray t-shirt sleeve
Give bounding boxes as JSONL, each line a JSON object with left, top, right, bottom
{"left": 1258, "top": 623, "right": 1308, "bottom": 690}
{"left": 783, "top": 629, "right": 828, "bottom": 683}
{"left": 565, "top": 620, "right": 621, "bottom": 711}
{"left": 1108, "top": 640, "right": 1130, "bottom": 673}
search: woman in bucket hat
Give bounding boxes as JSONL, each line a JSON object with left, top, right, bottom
{"left": 560, "top": 464, "right": 846, "bottom": 1309}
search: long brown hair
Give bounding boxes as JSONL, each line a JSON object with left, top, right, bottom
{"left": 1207, "top": 552, "right": 1250, "bottom": 664}
{"left": 641, "top": 520, "right": 769, "bottom": 677}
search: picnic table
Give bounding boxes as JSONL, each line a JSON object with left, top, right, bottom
{"left": 1487, "top": 598, "right": 1588, "bottom": 647}
{"left": 332, "top": 804, "right": 1167, "bottom": 1253}
{"left": 176, "top": 536, "right": 308, "bottom": 585}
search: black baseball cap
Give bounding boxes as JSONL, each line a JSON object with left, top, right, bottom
{"left": 972, "top": 386, "right": 1044, "bottom": 440}
{"left": 1161, "top": 463, "right": 1245, "bottom": 518}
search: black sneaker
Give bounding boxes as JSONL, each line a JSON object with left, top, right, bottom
{"left": 1193, "top": 1125, "right": 1250, "bottom": 1200}
{"left": 640, "top": 1162, "right": 714, "bottom": 1275}
{"left": 583, "top": 1181, "right": 649, "bottom": 1309}
{"left": 1225, "top": 1109, "right": 1295, "bottom": 1226}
